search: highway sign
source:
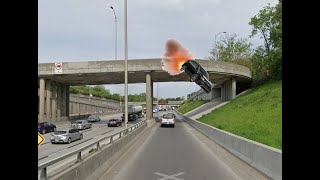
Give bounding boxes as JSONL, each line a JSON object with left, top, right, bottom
{"left": 38, "top": 132, "right": 45, "bottom": 146}
{"left": 54, "top": 63, "right": 63, "bottom": 73}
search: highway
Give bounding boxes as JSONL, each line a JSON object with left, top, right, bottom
{"left": 99, "top": 112, "right": 267, "bottom": 180}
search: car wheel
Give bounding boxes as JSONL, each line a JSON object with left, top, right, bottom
{"left": 67, "top": 138, "right": 71, "bottom": 144}
{"left": 42, "top": 129, "right": 46, "bottom": 134}
{"left": 80, "top": 134, "right": 83, "bottom": 140}
{"left": 51, "top": 142, "right": 55, "bottom": 144}
{"left": 108, "top": 124, "right": 110, "bottom": 127}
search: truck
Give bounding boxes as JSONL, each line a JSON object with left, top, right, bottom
{"left": 121, "top": 105, "right": 145, "bottom": 121}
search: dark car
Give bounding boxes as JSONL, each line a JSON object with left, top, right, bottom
{"left": 181, "top": 60, "right": 213, "bottom": 93}
{"left": 107, "top": 119, "right": 123, "bottom": 127}
{"left": 121, "top": 114, "right": 138, "bottom": 121}
{"left": 87, "top": 115, "right": 101, "bottom": 122}
{"left": 38, "top": 122, "right": 56, "bottom": 134}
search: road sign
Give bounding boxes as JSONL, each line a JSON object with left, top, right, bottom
{"left": 38, "top": 132, "right": 45, "bottom": 146}
{"left": 55, "top": 63, "right": 63, "bottom": 73}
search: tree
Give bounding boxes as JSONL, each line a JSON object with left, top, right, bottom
{"left": 249, "top": 1, "right": 282, "bottom": 80}
{"left": 209, "top": 33, "right": 253, "bottom": 64}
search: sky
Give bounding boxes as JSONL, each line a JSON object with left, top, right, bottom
{"left": 38, "top": 0, "right": 278, "bottom": 98}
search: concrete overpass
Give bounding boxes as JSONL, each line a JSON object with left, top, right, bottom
{"left": 38, "top": 58, "right": 252, "bottom": 122}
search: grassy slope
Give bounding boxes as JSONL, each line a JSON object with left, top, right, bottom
{"left": 177, "top": 100, "right": 209, "bottom": 114}
{"left": 198, "top": 81, "right": 282, "bottom": 149}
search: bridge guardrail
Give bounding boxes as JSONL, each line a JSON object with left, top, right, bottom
{"left": 38, "top": 120, "right": 146, "bottom": 180}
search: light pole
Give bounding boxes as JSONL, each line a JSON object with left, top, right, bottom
{"left": 157, "top": 83, "right": 159, "bottom": 119}
{"left": 124, "top": 0, "right": 128, "bottom": 129}
{"left": 110, "top": 6, "right": 117, "bottom": 61}
{"left": 214, "top": 32, "right": 226, "bottom": 60}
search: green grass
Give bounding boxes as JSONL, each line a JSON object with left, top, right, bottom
{"left": 198, "top": 80, "right": 282, "bottom": 149}
{"left": 177, "top": 100, "right": 209, "bottom": 114}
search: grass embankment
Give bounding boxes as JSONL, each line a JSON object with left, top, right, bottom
{"left": 177, "top": 100, "right": 209, "bottom": 114}
{"left": 198, "top": 81, "right": 282, "bottom": 149}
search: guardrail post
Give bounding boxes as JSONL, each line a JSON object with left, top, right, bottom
{"left": 40, "top": 167, "right": 47, "bottom": 180}
{"left": 119, "top": 132, "right": 122, "bottom": 138}
{"left": 130, "top": 127, "right": 133, "bottom": 132}
{"left": 77, "top": 151, "right": 81, "bottom": 162}
{"left": 97, "top": 142, "right": 101, "bottom": 150}
{"left": 110, "top": 136, "right": 114, "bottom": 144}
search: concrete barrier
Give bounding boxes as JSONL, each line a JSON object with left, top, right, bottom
{"left": 50, "top": 122, "right": 148, "bottom": 180}
{"left": 175, "top": 110, "right": 282, "bottom": 180}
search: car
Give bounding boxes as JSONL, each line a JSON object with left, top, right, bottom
{"left": 50, "top": 128, "right": 83, "bottom": 144}
{"left": 107, "top": 119, "right": 123, "bottom": 127}
{"left": 167, "top": 112, "right": 175, "bottom": 119}
{"left": 87, "top": 115, "right": 101, "bottom": 122}
{"left": 38, "top": 122, "right": 56, "bottom": 134}
{"left": 71, "top": 120, "right": 92, "bottom": 130}
{"left": 153, "top": 109, "right": 157, "bottom": 113}
{"left": 161, "top": 113, "right": 175, "bottom": 127}
{"left": 121, "top": 114, "right": 138, "bottom": 121}
{"left": 181, "top": 60, "right": 213, "bottom": 93}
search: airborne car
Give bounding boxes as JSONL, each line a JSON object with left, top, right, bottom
{"left": 181, "top": 60, "right": 213, "bottom": 93}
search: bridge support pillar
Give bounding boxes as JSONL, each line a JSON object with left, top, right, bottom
{"left": 146, "top": 72, "right": 153, "bottom": 120}
{"left": 45, "top": 80, "right": 52, "bottom": 120}
{"left": 39, "top": 78, "right": 46, "bottom": 121}
{"left": 57, "top": 83, "right": 62, "bottom": 121}
{"left": 221, "top": 78, "right": 236, "bottom": 101}
{"left": 51, "top": 82, "right": 57, "bottom": 122}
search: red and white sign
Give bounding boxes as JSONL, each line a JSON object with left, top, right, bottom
{"left": 55, "top": 63, "right": 63, "bottom": 73}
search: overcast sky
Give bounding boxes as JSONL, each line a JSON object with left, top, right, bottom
{"left": 38, "top": 0, "right": 278, "bottom": 98}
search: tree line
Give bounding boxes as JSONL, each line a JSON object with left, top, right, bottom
{"left": 209, "top": 1, "right": 282, "bottom": 86}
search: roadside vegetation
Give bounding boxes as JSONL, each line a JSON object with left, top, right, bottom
{"left": 198, "top": 81, "right": 282, "bottom": 149}
{"left": 177, "top": 100, "right": 209, "bottom": 114}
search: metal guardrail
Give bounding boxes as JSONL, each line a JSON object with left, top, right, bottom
{"left": 38, "top": 120, "right": 146, "bottom": 180}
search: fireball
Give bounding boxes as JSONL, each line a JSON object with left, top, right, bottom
{"left": 162, "top": 38, "right": 194, "bottom": 75}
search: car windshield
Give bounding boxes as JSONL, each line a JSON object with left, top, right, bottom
{"left": 54, "top": 131, "right": 66, "bottom": 135}
{"left": 76, "top": 121, "right": 83, "bottom": 124}
{"left": 163, "top": 114, "right": 173, "bottom": 119}
{"left": 89, "top": 115, "right": 96, "bottom": 119}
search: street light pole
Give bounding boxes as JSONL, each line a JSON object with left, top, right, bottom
{"left": 110, "top": 6, "right": 121, "bottom": 109}
{"left": 124, "top": 0, "right": 128, "bottom": 129}
{"left": 157, "top": 83, "right": 159, "bottom": 119}
{"left": 110, "top": 6, "right": 117, "bottom": 61}
{"left": 214, "top": 31, "right": 227, "bottom": 60}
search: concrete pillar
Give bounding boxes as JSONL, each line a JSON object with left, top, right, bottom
{"left": 46, "top": 80, "right": 52, "bottom": 119}
{"left": 39, "top": 78, "right": 46, "bottom": 120}
{"left": 51, "top": 82, "right": 57, "bottom": 121}
{"left": 146, "top": 72, "right": 152, "bottom": 120}
{"left": 57, "top": 83, "right": 62, "bottom": 121}
{"left": 221, "top": 84, "right": 225, "bottom": 101}
{"left": 61, "top": 84, "right": 66, "bottom": 116}
{"left": 231, "top": 78, "right": 236, "bottom": 100}
{"left": 66, "top": 85, "right": 70, "bottom": 117}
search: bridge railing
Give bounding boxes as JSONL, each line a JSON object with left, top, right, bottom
{"left": 38, "top": 120, "right": 146, "bottom": 180}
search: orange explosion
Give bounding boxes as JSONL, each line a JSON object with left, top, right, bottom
{"left": 162, "top": 38, "right": 194, "bottom": 75}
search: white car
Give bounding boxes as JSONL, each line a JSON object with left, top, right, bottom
{"left": 161, "top": 113, "right": 175, "bottom": 127}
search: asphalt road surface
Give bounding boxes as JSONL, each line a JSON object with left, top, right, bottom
{"left": 99, "top": 112, "right": 267, "bottom": 180}
{"left": 38, "top": 113, "right": 141, "bottom": 160}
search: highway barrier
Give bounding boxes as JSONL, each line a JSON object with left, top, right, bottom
{"left": 38, "top": 120, "right": 147, "bottom": 180}
{"left": 175, "top": 110, "right": 282, "bottom": 180}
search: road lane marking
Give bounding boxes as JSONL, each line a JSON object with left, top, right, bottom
{"left": 154, "top": 172, "right": 185, "bottom": 180}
